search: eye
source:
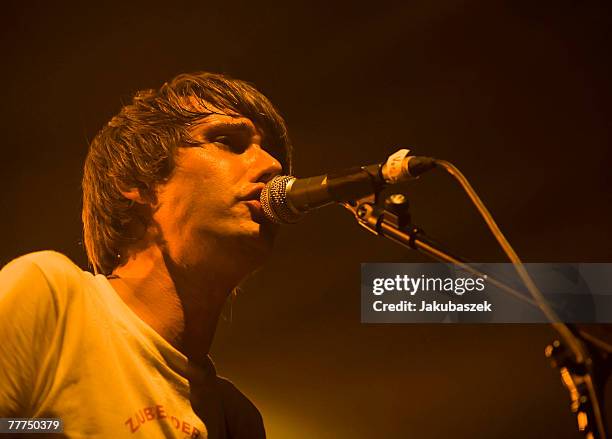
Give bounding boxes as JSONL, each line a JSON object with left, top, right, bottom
{"left": 211, "top": 135, "right": 248, "bottom": 153}
{"left": 212, "top": 135, "right": 231, "bottom": 147}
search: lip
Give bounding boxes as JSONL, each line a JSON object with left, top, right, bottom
{"left": 243, "top": 199, "right": 268, "bottom": 224}
{"left": 237, "top": 183, "right": 266, "bottom": 202}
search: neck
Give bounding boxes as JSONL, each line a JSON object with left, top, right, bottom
{"left": 108, "top": 244, "right": 238, "bottom": 361}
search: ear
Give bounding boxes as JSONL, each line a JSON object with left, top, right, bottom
{"left": 121, "top": 188, "right": 149, "bottom": 205}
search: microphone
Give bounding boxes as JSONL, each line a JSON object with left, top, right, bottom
{"left": 260, "top": 149, "right": 436, "bottom": 224}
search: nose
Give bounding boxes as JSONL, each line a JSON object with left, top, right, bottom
{"left": 252, "top": 145, "right": 283, "bottom": 183}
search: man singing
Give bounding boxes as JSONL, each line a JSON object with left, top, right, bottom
{"left": 0, "top": 72, "right": 292, "bottom": 438}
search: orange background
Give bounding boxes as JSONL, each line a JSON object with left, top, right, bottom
{"left": 1, "top": 1, "right": 611, "bottom": 437}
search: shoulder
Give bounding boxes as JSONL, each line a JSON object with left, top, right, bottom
{"left": 1, "top": 250, "right": 83, "bottom": 279}
{"left": 0, "top": 251, "right": 86, "bottom": 416}
{"left": 0, "top": 250, "right": 90, "bottom": 312}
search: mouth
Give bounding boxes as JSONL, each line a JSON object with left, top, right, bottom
{"left": 237, "top": 183, "right": 273, "bottom": 226}
{"left": 237, "top": 183, "right": 265, "bottom": 201}
{"left": 237, "top": 184, "right": 268, "bottom": 223}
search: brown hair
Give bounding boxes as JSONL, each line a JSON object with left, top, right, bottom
{"left": 82, "top": 72, "right": 292, "bottom": 274}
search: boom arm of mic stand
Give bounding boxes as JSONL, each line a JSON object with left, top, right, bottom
{"left": 345, "top": 195, "right": 539, "bottom": 308}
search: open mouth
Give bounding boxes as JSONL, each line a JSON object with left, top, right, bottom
{"left": 237, "top": 184, "right": 268, "bottom": 224}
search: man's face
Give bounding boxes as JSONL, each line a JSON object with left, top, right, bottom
{"left": 151, "top": 111, "right": 283, "bottom": 274}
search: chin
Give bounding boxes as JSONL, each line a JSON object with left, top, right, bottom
{"left": 232, "top": 239, "right": 273, "bottom": 277}
{"left": 244, "top": 223, "right": 277, "bottom": 254}
{"left": 242, "top": 217, "right": 278, "bottom": 243}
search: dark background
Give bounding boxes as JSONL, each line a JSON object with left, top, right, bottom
{"left": 1, "top": 1, "right": 611, "bottom": 437}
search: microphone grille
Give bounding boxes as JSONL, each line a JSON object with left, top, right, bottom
{"left": 260, "top": 175, "right": 303, "bottom": 224}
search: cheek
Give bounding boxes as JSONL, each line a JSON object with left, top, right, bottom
{"left": 180, "top": 148, "right": 245, "bottom": 188}
{"left": 154, "top": 151, "right": 243, "bottom": 226}
{"left": 158, "top": 175, "right": 225, "bottom": 227}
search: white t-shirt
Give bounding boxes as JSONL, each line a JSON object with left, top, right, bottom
{"left": 0, "top": 251, "right": 263, "bottom": 438}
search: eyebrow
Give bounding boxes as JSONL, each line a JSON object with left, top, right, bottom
{"left": 197, "top": 119, "right": 258, "bottom": 138}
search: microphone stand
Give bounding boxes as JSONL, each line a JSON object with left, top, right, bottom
{"left": 343, "top": 191, "right": 610, "bottom": 439}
